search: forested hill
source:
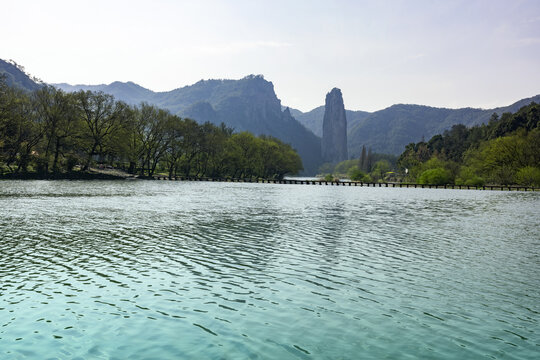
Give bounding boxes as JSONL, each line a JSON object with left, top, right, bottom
{"left": 55, "top": 76, "right": 322, "bottom": 174}
{"left": 0, "top": 59, "right": 42, "bottom": 92}
{"left": 3, "top": 57, "right": 540, "bottom": 172}
{"left": 291, "top": 95, "right": 540, "bottom": 157}
{"left": 398, "top": 102, "right": 540, "bottom": 186}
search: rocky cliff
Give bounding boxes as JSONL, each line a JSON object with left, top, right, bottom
{"left": 55, "top": 74, "right": 323, "bottom": 174}
{"left": 322, "top": 88, "right": 348, "bottom": 163}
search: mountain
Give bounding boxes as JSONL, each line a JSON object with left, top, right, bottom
{"left": 5, "top": 57, "right": 539, "bottom": 166}
{"left": 0, "top": 59, "right": 42, "bottom": 92}
{"left": 292, "top": 95, "right": 540, "bottom": 157}
{"left": 54, "top": 81, "right": 155, "bottom": 105}
{"left": 56, "top": 75, "right": 322, "bottom": 174}
{"left": 348, "top": 97, "right": 540, "bottom": 156}
{"left": 321, "top": 88, "right": 348, "bottom": 163}
{"left": 290, "top": 106, "right": 370, "bottom": 137}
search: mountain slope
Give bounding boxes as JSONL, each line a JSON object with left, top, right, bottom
{"left": 54, "top": 81, "right": 155, "bottom": 105}
{"left": 347, "top": 96, "right": 540, "bottom": 156}
{"left": 56, "top": 75, "right": 322, "bottom": 174}
{"left": 291, "top": 94, "right": 540, "bottom": 156}
{"left": 50, "top": 62, "right": 540, "bottom": 159}
{"left": 0, "top": 59, "right": 42, "bottom": 92}
{"left": 290, "top": 106, "right": 370, "bottom": 137}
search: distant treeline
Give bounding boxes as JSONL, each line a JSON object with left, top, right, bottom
{"left": 0, "top": 76, "right": 302, "bottom": 179}
{"left": 319, "top": 103, "right": 540, "bottom": 186}
{"left": 398, "top": 103, "right": 540, "bottom": 186}
{"left": 319, "top": 149, "right": 398, "bottom": 183}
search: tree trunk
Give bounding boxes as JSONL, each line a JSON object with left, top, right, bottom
{"left": 84, "top": 142, "right": 98, "bottom": 171}
{"left": 52, "top": 137, "right": 61, "bottom": 173}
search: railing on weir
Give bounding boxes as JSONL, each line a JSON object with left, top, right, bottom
{"left": 150, "top": 176, "right": 539, "bottom": 192}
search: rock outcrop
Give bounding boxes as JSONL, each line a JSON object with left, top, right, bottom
{"left": 322, "top": 88, "right": 348, "bottom": 163}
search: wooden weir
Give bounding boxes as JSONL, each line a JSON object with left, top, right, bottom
{"left": 150, "top": 176, "right": 539, "bottom": 191}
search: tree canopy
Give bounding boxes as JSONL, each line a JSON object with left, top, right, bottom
{"left": 0, "top": 76, "right": 303, "bottom": 180}
{"left": 397, "top": 103, "right": 540, "bottom": 186}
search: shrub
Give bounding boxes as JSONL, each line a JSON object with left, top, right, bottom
{"left": 418, "top": 168, "right": 452, "bottom": 185}
{"left": 464, "top": 176, "right": 485, "bottom": 186}
{"left": 347, "top": 166, "right": 365, "bottom": 181}
{"left": 455, "top": 166, "right": 484, "bottom": 186}
{"left": 361, "top": 174, "right": 373, "bottom": 183}
{"left": 514, "top": 166, "right": 540, "bottom": 186}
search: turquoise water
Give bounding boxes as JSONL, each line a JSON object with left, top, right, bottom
{"left": 0, "top": 180, "right": 539, "bottom": 359}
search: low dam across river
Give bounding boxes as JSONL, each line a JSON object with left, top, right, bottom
{"left": 152, "top": 176, "right": 539, "bottom": 191}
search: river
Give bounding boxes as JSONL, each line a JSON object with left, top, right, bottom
{"left": 0, "top": 180, "right": 538, "bottom": 359}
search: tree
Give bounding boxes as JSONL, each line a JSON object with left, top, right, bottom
{"left": 418, "top": 168, "right": 452, "bottom": 185}
{"left": 359, "top": 145, "right": 367, "bottom": 171}
{"left": 33, "top": 86, "right": 77, "bottom": 174}
{"left": 177, "top": 118, "right": 202, "bottom": 177}
{"left": 162, "top": 116, "right": 186, "bottom": 178}
{"left": 0, "top": 81, "right": 306, "bottom": 180}
{"left": 76, "top": 91, "right": 127, "bottom": 170}
{"left": 348, "top": 165, "right": 365, "bottom": 181}
{"left": 514, "top": 166, "right": 540, "bottom": 186}
{"left": 135, "top": 104, "right": 172, "bottom": 176}
{"left": 228, "top": 132, "right": 260, "bottom": 178}
{"left": 366, "top": 147, "right": 373, "bottom": 172}
{"left": 371, "top": 159, "right": 391, "bottom": 181}
{"left": 204, "top": 123, "right": 233, "bottom": 178}
{"left": 0, "top": 78, "right": 43, "bottom": 173}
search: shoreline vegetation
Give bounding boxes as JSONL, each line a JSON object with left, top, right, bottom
{"left": 0, "top": 76, "right": 302, "bottom": 181}
{"left": 318, "top": 102, "right": 540, "bottom": 187}
{"left": 1, "top": 170, "right": 538, "bottom": 192}
{"left": 2, "top": 73, "right": 539, "bottom": 186}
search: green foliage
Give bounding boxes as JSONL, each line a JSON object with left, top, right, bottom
{"left": 334, "top": 159, "right": 359, "bottom": 175}
{"left": 347, "top": 166, "right": 365, "bottom": 181}
{"left": 418, "top": 168, "right": 452, "bottom": 185}
{"left": 323, "top": 173, "right": 334, "bottom": 182}
{"left": 370, "top": 160, "right": 391, "bottom": 181}
{"left": 53, "top": 73, "right": 322, "bottom": 175}
{"left": 361, "top": 174, "right": 373, "bottom": 183}
{"left": 348, "top": 97, "right": 540, "bottom": 157}
{"left": 321, "top": 150, "right": 397, "bottom": 182}
{"left": 514, "top": 166, "right": 540, "bottom": 187}
{"left": 455, "top": 167, "right": 485, "bottom": 186}
{"left": 399, "top": 103, "right": 540, "bottom": 186}
{"left": 0, "top": 77, "right": 303, "bottom": 179}
{"left": 463, "top": 129, "right": 539, "bottom": 185}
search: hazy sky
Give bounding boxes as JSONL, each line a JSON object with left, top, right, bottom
{"left": 2, "top": 0, "right": 540, "bottom": 112}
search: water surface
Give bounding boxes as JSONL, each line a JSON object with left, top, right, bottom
{"left": 0, "top": 181, "right": 539, "bottom": 359}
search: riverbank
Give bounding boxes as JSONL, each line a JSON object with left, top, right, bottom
{"left": 0, "top": 167, "right": 136, "bottom": 180}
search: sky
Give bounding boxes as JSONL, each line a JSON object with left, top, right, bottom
{"left": 2, "top": 0, "right": 540, "bottom": 112}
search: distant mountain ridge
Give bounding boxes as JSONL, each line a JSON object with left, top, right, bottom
{"left": 290, "top": 95, "right": 540, "bottom": 156}
{"left": 54, "top": 75, "right": 323, "bottom": 174}
{"left": 2, "top": 58, "right": 539, "bottom": 168}
{"left": 54, "top": 81, "right": 155, "bottom": 105}
{"left": 0, "top": 59, "right": 42, "bottom": 92}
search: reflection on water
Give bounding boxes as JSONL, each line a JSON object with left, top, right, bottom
{"left": 0, "top": 180, "right": 539, "bottom": 359}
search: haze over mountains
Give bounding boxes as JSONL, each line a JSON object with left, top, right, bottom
{"left": 53, "top": 75, "right": 540, "bottom": 159}
{"left": 2, "top": 58, "right": 540, "bottom": 173}
{"left": 291, "top": 95, "right": 540, "bottom": 156}
{"left": 0, "top": 59, "right": 42, "bottom": 92}
{"left": 55, "top": 75, "right": 322, "bottom": 174}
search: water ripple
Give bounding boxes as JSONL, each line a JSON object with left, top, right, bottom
{"left": 0, "top": 181, "right": 538, "bottom": 359}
